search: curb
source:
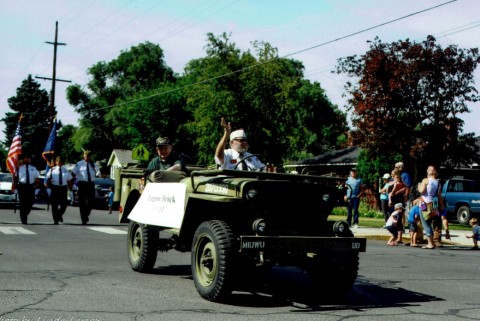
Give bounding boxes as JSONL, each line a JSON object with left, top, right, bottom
{"left": 357, "top": 233, "right": 468, "bottom": 247}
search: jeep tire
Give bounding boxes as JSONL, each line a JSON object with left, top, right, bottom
{"left": 191, "top": 220, "right": 236, "bottom": 302}
{"left": 127, "top": 221, "right": 159, "bottom": 272}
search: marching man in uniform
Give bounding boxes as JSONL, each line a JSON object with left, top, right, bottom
{"left": 15, "top": 153, "right": 40, "bottom": 224}
{"left": 72, "top": 150, "right": 100, "bottom": 225}
{"left": 47, "top": 156, "right": 72, "bottom": 225}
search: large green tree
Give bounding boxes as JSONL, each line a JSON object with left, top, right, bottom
{"left": 107, "top": 81, "right": 189, "bottom": 158}
{"left": 2, "top": 75, "right": 57, "bottom": 169}
{"left": 56, "top": 124, "right": 81, "bottom": 164}
{"left": 336, "top": 36, "right": 480, "bottom": 184}
{"left": 64, "top": 34, "right": 347, "bottom": 168}
{"left": 182, "top": 33, "right": 347, "bottom": 165}
{"left": 66, "top": 41, "right": 175, "bottom": 161}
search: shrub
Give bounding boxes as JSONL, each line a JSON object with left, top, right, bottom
{"left": 332, "top": 200, "right": 383, "bottom": 219}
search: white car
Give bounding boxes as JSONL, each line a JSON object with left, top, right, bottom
{"left": 0, "top": 173, "right": 16, "bottom": 205}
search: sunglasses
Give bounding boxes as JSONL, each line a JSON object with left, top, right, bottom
{"left": 234, "top": 139, "right": 247, "bottom": 143}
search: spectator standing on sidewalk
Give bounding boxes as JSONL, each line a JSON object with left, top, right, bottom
{"left": 379, "top": 173, "right": 391, "bottom": 224}
{"left": 417, "top": 165, "right": 450, "bottom": 249}
{"left": 388, "top": 170, "right": 406, "bottom": 243}
{"left": 388, "top": 170, "right": 406, "bottom": 210}
{"left": 344, "top": 168, "right": 365, "bottom": 228}
{"left": 394, "top": 162, "right": 412, "bottom": 206}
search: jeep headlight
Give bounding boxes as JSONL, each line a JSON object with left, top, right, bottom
{"left": 333, "top": 221, "right": 352, "bottom": 237}
{"left": 245, "top": 187, "right": 258, "bottom": 200}
{"left": 252, "top": 218, "right": 266, "bottom": 234}
{"left": 322, "top": 193, "right": 330, "bottom": 202}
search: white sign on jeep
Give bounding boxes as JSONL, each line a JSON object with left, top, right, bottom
{"left": 127, "top": 183, "right": 186, "bottom": 228}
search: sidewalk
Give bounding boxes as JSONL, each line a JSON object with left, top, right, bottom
{"left": 352, "top": 225, "right": 475, "bottom": 248}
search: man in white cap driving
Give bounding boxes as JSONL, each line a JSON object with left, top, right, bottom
{"left": 215, "top": 118, "right": 265, "bottom": 171}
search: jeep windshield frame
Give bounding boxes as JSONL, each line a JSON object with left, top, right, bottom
{"left": 189, "top": 169, "right": 340, "bottom": 191}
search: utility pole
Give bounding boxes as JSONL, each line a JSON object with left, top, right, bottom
{"left": 36, "top": 21, "right": 71, "bottom": 132}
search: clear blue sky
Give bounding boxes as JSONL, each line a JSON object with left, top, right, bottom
{"left": 1, "top": 0, "right": 479, "bottom": 143}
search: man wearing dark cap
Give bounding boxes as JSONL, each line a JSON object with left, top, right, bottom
{"left": 144, "top": 137, "right": 185, "bottom": 177}
{"left": 15, "top": 153, "right": 40, "bottom": 224}
{"left": 344, "top": 168, "right": 365, "bottom": 228}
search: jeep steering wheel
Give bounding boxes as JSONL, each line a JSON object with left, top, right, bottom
{"left": 234, "top": 154, "right": 261, "bottom": 171}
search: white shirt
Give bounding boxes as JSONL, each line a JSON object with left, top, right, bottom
{"left": 72, "top": 160, "right": 100, "bottom": 182}
{"left": 16, "top": 163, "right": 40, "bottom": 185}
{"left": 215, "top": 149, "right": 265, "bottom": 171}
{"left": 47, "top": 166, "right": 72, "bottom": 186}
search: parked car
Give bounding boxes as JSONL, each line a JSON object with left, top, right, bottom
{"left": 68, "top": 179, "right": 78, "bottom": 206}
{"left": 66, "top": 177, "right": 115, "bottom": 209}
{"left": 441, "top": 177, "right": 480, "bottom": 225}
{"left": 0, "top": 173, "right": 16, "bottom": 206}
{"left": 94, "top": 177, "right": 115, "bottom": 209}
{"left": 33, "top": 175, "right": 52, "bottom": 203}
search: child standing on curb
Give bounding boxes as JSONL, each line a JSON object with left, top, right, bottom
{"left": 466, "top": 218, "right": 480, "bottom": 250}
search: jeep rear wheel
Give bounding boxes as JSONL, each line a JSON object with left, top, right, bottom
{"left": 191, "top": 220, "right": 235, "bottom": 302}
{"left": 127, "top": 221, "right": 159, "bottom": 272}
{"left": 457, "top": 206, "right": 471, "bottom": 225}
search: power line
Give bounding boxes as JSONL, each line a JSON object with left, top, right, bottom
{"left": 69, "top": 0, "right": 135, "bottom": 44}
{"left": 142, "top": 0, "right": 217, "bottom": 41}
{"left": 156, "top": 0, "right": 240, "bottom": 44}
{"left": 82, "top": 0, "right": 166, "bottom": 52}
{"left": 283, "top": 0, "right": 458, "bottom": 58}
{"left": 99, "top": 0, "right": 459, "bottom": 111}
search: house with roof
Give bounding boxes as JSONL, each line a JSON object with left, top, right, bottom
{"left": 284, "top": 138, "right": 480, "bottom": 179}
{"left": 107, "top": 149, "right": 140, "bottom": 178}
{"left": 284, "top": 146, "right": 360, "bottom": 177}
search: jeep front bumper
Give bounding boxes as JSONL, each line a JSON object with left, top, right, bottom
{"left": 239, "top": 236, "right": 367, "bottom": 253}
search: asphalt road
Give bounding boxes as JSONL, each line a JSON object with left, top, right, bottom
{"left": 1, "top": 204, "right": 479, "bottom": 321}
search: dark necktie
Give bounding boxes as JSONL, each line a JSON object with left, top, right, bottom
{"left": 239, "top": 154, "right": 247, "bottom": 171}
{"left": 26, "top": 164, "right": 30, "bottom": 184}
{"left": 59, "top": 166, "right": 63, "bottom": 185}
{"left": 87, "top": 162, "right": 91, "bottom": 182}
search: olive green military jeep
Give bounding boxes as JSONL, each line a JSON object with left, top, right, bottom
{"left": 122, "top": 169, "right": 366, "bottom": 302}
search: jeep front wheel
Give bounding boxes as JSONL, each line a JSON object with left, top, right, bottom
{"left": 457, "top": 206, "right": 471, "bottom": 225}
{"left": 127, "top": 221, "right": 159, "bottom": 272}
{"left": 191, "top": 220, "right": 235, "bottom": 302}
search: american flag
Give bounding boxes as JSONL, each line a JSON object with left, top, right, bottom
{"left": 6, "top": 116, "right": 23, "bottom": 175}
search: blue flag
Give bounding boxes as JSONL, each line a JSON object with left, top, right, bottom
{"left": 42, "top": 120, "right": 57, "bottom": 183}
